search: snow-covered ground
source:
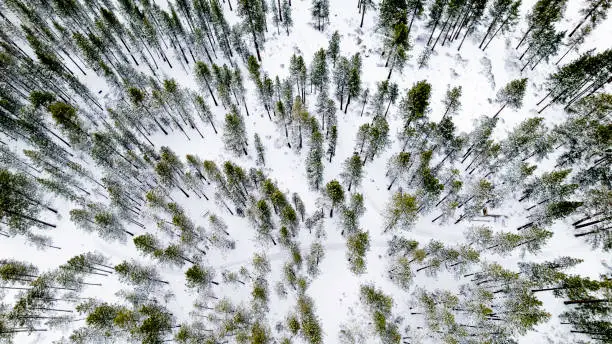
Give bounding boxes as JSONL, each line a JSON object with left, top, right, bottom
{"left": 1, "top": 0, "right": 610, "bottom": 343}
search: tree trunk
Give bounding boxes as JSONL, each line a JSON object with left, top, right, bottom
{"left": 555, "top": 41, "right": 578, "bottom": 65}
{"left": 493, "top": 103, "right": 507, "bottom": 118}
{"left": 427, "top": 18, "right": 441, "bottom": 46}
{"left": 0, "top": 208, "right": 56, "bottom": 228}
{"left": 568, "top": 0, "right": 605, "bottom": 37}
{"left": 479, "top": 17, "right": 498, "bottom": 49}
{"left": 564, "top": 299, "right": 610, "bottom": 305}
{"left": 360, "top": 5, "right": 366, "bottom": 28}
{"left": 516, "top": 26, "right": 533, "bottom": 49}
{"left": 278, "top": 0, "right": 282, "bottom": 21}
{"left": 407, "top": 7, "right": 418, "bottom": 35}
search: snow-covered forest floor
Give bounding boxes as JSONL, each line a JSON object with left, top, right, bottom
{"left": 0, "top": 0, "right": 610, "bottom": 343}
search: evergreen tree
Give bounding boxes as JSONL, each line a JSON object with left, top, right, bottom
{"left": 344, "top": 53, "right": 362, "bottom": 113}
{"left": 328, "top": 31, "right": 341, "bottom": 66}
{"left": 306, "top": 131, "right": 324, "bottom": 190}
{"left": 478, "top": 0, "right": 522, "bottom": 51}
{"left": 442, "top": 85, "right": 462, "bottom": 116}
{"left": 386, "top": 152, "right": 412, "bottom": 190}
{"left": 281, "top": 0, "right": 293, "bottom": 35}
{"left": 223, "top": 111, "right": 248, "bottom": 156}
{"left": 327, "top": 125, "right": 337, "bottom": 162}
{"left": 310, "top": 49, "right": 329, "bottom": 93}
{"left": 362, "top": 116, "right": 390, "bottom": 164}
{"left": 325, "top": 180, "right": 345, "bottom": 217}
{"left": 340, "top": 153, "right": 364, "bottom": 191}
{"left": 384, "top": 192, "right": 418, "bottom": 232}
{"left": 493, "top": 78, "right": 527, "bottom": 118}
{"left": 185, "top": 264, "right": 218, "bottom": 292}
{"left": 114, "top": 260, "right": 168, "bottom": 289}
{"left": 312, "top": 0, "right": 331, "bottom": 31}
{"left": 254, "top": 133, "right": 266, "bottom": 166}
{"left": 347, "top": 231, "right": 370, "bottom": 274}
{"left": 237, "top": 0, "right": 267, "bottom": 61}
{"left": 399, "top": 80, "right": 431, "bottom": 129}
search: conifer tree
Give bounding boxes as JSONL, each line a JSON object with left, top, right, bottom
{"left": 386, "top": 152, "right": 412, "bottom": 190}
{"left": 347, "top": 231, "right": 370, "bottom": 274}
{"left": 237, "top": 0, "right": 266, "bottom": 61}
{"left": 344, "top": 53, "right": 362, "bottom": 113}
{"left": 185, "top": 264, "right": 218, "bottom": 292}
{"left": 493, "top": 78, "right": 527, "bottom": 118}
{"left": 254, "top": 133, "right": 266, "bottom": 166}
{"left": 340, "top": 153, "right": 364, "bottom": 191}
{"left": 306, "top": 131, "right": 324, "bottom": 190}
{"left": 327, "top": 31, "right": 341, "bottom": 66}
{"left": 478, "top": 0, "right": 521, "bottom": 50}
{"left": 399, "top": 80, "right": 431, "bottom": 129}
{"left": 310, "top": 49, "right": 329, "bottom": 93}
{"left": 327, "top": 125, "right": 337, "bottom": 162}
{"left": 281, "top": 0, "right": 293, "bottom": 35}
{"left": 312, "top": 0, "right": 330, "bottom": 31}
{"left": 384, "top": 192, "right": 418, "bottom": 232}
{"left": 362, "top": 116, "right": 390, "bottom": 164}
{"left": 114, "top": 260, "right": 168, "bottom": 289}
{"left": 223, "top": 111, "right": 248, "bottom": 156}
{"left": 442, "top": 85, "right": 462, "bottom": 116}
{"left": 325, "top": 180, "right": 345, "bottom": 217}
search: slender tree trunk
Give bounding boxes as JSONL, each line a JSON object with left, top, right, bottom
{"left": 555, "top": 41, "right": 578, "bottom": 65}
{"left": 564, "top": 299, "right": 610, "bottom": 305}
{"left": 568, "top": 0, "right": 604, "bottom": 37}
{"left": 360, "top": 5, "right": 366, "bottom": 28}
{"left": 479, "top": 17, "right": 497, "bottom": 49}
{"left": 0, "top": 208, "right": 56, "bottom": 228}
{"left": 427, "top": 18, "right": 441, "bottom": 46}
{"left": 516, "top": 26, "right": 533, "bottom": 49}
{"left": 493, "top": 103, "right": 507, "bottom": 118}
{"left": 482, "top": 16, "right": 509, "bottom": 51}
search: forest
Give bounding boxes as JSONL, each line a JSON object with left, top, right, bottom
{"left": 0, "top": 0, "right": 610, "bottom": 343}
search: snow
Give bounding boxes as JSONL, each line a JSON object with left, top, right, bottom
{"left": 1, "top": 0, "right": 610, "bottom": 343}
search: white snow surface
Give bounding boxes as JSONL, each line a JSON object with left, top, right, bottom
{"left": 1, "top": 0, "right": 611, "bottom": 343}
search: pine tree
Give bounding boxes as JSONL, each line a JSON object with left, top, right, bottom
{"left": 237, "top": 0, "right": 267, "bottom": 61}
{"left": 310, "top": 49, "right": 329, "bottom": 93}
{"left": 223, "top": 111, "right": 248, "bottom": 156}
{"left": 493, "top": 78, "right": 527, "bottom": 118}
{"left": 281, "top": 0, "right": 293, "bottom": 35}
{"left": 362, "top": 116, "right": 390, "bottom": 164}
{"left": 442, "top": 85, "right": 462, "bottom": 116}
{"left": 254, "top": 133, "right": 266, "bottom": 166}
{"left": 114, "top": 260, "right": 168, "bottom": 288}
{"left": 333, "top": 56, "right": 351, "bottom": 110}
{"left": 344, "top": 53, "right": 362, "bottom": 113}
{"left": 185, "top": 264, "right": 218, "bottom": 292}
{"left": 386, "top": 152, "right": 412, "bottom": 190}
{"left": 360, "top": 0, "right": 376, "bottom": 28}
{"left": 478, "top": 0, "right": 522, "bottom": 51}
{"left": 556, "top": 0, "right": 610, "bottom": 64}
{"left": 325, "top": 180, "right": 345, "bottom": 217}
{"left": 399, "top": 80, "right": 431, "bottom": 129}
{"left": 516, "top": 0, "right": 567, "bottom": 52}
{"left": 312, "top": 0, "right": 330, "bottom": 31}
{"left": 327, "top": 31, "right": 341, "bottom": 66}
{"left": 306, "top": 131, "right": 324, "bottom": 190}
{"left": 379, "top": 0, "right": 409, "bottom": 33}
{"left": 347, "top": 231, "right": 370, "bottom": 274}
{"left": 0, "top": 169, "right": 56, "bottom": 237}
{"left": 327, "top": 125, "right": 337, "bottom": 162}
{"left": 384, "top": 23, "right": 411, "bottom": 79}
{"left": 340, "top": 153, "right": 364, "bottom": 191}
{"left": 384, "top": 192, "right": 418, "bottom": 232}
